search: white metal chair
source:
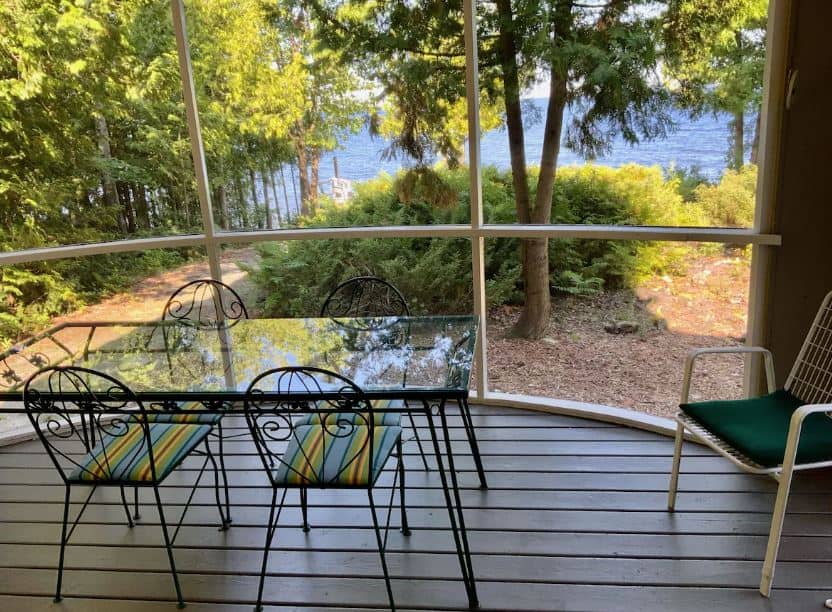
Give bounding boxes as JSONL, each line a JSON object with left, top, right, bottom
{"left": 668, "top": 289, "right": 832, "bottom": 597}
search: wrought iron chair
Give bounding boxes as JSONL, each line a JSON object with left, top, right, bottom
{"left": 149, "top": 278, "right": 249, "bottom": 525}
{"left": 161, "top": 278, "right": 249, "bottom": 326}
{"left": 320, "top": 275, "right": 487, "bottom": 488}
{"left": 668, "top": 289, "right": 832, "bottom": 597}
{"left": 321, "top": 277, "right": 427, "bottom": 472}
{"left": 24, "top": 366, "right": 225, "bottom": 608}
{"left": 243, "top": 366, "right": 409, "bottom": 611}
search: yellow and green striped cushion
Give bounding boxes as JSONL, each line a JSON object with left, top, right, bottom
{"left": 295, "top": 398, "right": 404, "bottom": 427}
{"left": 69, "top": 422, "right": 211, "bottom": 483}
{"left": 145, "top": 401, "right": 224, "bottom": 425}
{"left": 273, "top": 424, "right": 401, "bottom": 486}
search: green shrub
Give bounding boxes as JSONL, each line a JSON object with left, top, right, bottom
{"left": 693, "top": 164, "right": 757, "bottom": 228}
{"left": 253, "top": 163, "right": 713, "bottom": 316}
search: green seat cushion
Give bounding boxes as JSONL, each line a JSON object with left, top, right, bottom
{"left": 145, "top": 400, "right": 224, "bottom": 425}
{"left": 294, "top": 398, "right": 404, "bottom": 427}
{"left": 681, "top": 389, "right": 832, "bottom": 468}
{"left": 70, "top": 422, "right": 211, "bottom": 482}
{"left": 273, "top": 424, "right": 401, "bottom": 486}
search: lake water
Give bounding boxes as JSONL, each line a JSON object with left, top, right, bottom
{"left": 270, "top": 98, "right": 749, "bottom": 218}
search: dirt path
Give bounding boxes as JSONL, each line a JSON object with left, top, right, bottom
{"left": 51, "top": 247, "right": 262, "bottom": 325}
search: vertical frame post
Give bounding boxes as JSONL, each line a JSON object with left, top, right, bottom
{"left": 463, "top": 0, "right": 488, "bottom": 398}
{"left": 170, "top": 0, "right": 223, "bottom": 282}
{"left": 745, "top": 0, "right": 792, "bottom": 394}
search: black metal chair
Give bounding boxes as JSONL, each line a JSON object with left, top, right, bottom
{"left": 320, "top": 276, "right": 430, "bottom": 470}
{"left": 23, "top": 366, "right": 225, "bottom": 608}
{"left": 243, "top": 366, "right": 409, "bottom": 611}
{"left": 320, "top": 276, "right": 487, "bottom": 488}
{"left": 150, "top": 278, "right": 248, "bottom": 525}
{"left": 161, "top": 278, "right": 249, "bottom": 326}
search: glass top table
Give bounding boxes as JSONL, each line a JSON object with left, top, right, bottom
{"left": 0, "top": 315, "right": 477, "bottom": 401}
{"left": 0, "top": 314, "right": 482, "bottom": 607}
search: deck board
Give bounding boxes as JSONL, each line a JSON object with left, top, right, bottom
{"left": 0, "top": 406, "right": 830, "bottom": 611}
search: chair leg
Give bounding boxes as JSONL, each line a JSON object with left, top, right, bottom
{"left": 397, "top": 439, "right": 410, "bottom": 536}
{"left": 459, "top": 398, "right": 487, "bottom": 489}
{"left": 216, "top": 421, "right": 232, "bottom": 524}
{"left": 760, "top": 463, "right": 796, "bottom": 597}
{"left": 133, "top": 486, "right": 140, "bottom": 520}
{"left": 405, "top": 409, "right": 430, "bottom": 471}
{"left": 368, "top": 489, "right": 396, "bottom": 611}
{"left": 300, "top": 488, "right": 310, "bottom": 533}
{"left": 153, "top": 485, "right": 186, "bottom": 609}
{"left": 119, "top": 486, "right": 135, "bottom": 528}
{"left": 54, "top": 485, "right": 71, "bottom": 603}
{"left": 667, "top": 421, "right": 685, "bottom": 511}
{"left": 256, "top": 487, "right": 281, "bottom": 612}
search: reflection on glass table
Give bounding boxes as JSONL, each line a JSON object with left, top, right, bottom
{"left": 0, "top": 316, "right": 475, "bottom": 398}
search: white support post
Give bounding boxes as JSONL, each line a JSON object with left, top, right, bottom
{"left": 170, "top": 0, "right": 223, "bottom": 282}
{"left": 463, "top": 0, "right": 488, "bottom": 398}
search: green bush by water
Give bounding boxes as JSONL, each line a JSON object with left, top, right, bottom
{"left": 253, "top": 163, "right": 755, "bottom": 316}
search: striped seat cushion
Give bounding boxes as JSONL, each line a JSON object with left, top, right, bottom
{"left": 69, "top": 422, "right": 211, "bottom": 483}
{"left": 273, "top": 424, "right": 401, "bottom": 486}
{"left": 145, "top": 401, "right": 224, "bottom": 425}
{"left": 294, "top": 398, "right": 404, "bottom": 427}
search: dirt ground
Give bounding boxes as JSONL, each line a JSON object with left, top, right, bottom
{"left": 16, "top": 248, "right": 749, "bottom": 422}
{"left": 488, "top": 253, "right": 750, "bottom": 418}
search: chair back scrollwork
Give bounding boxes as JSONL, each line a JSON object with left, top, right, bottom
{"left": 243, "top": 367, "right": 375, "bottom": 487}
{"left": 23, "top": 366, "right": 155, "bottom": 484}
{"left": 320, "top": 276, "right": 410, "bottom": 319}
{"left": 162, "top": 279, "right": 249, "bottom": 328}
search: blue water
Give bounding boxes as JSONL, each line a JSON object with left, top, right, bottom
{"left": 268, "top": 98, "right": 748, "bottom": 220}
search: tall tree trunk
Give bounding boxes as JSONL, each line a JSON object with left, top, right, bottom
{"left": 289, "top": 163, "right": 302, "bottom": 217}
{"left": 93, "top": 112, "right": 122, "bottom": 231}
{"left": 732, "top": 110, "right": 745, "bottom": 169}
{"left": 498, "top": 0, "right": 572, "bottom": 338}
{"left": 495, "top": 0, "right": 531, "bottom": 225}
{"left": 261, "top": 168, "right": 274, "bottom": 230}
{"left": 268, "top": 163, "right": 284, "bottom": 227}
{"left": 750, "top": 109, "right": 761, "bottom": 165}
{"left": 133, "top": 183, "right": 150, "bottom": 230}
{"left": 279, "top": 165, "right": 292, "bottom": 223}
{"left": 234, "top": 173, "right": 249, "bottom": 228}
{"left": 309, "top": 149, "right": 321, "bottom": 214}
{"left": 514, "top": 65, "right": 569, "bottom": 339}
{"left": 214, "top": 184, "right": 229, "bottom": 230}
{"left": 297, "top": 148, "right": 311, "bottom": 216}
{"left": 247, "top": 168, "right": 263, "bottom": 229}
{"left": 117, "top": 181, "right": 137, "bottom": 233}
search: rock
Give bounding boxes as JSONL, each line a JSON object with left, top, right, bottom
{"left": 541, "top": 337, "right": 557, "bottom": 346}
{"left": 604, "top": 320, "right": 640, "bottom": 335}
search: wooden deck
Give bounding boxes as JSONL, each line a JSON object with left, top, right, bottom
{"left": 0, "top": 404, "right": 830, "bottom": 611}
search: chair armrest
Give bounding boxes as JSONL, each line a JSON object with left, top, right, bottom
{"left": 680, "top": 346, "right": 776, "bottom": 404}
{"left": 779, "top": 403, "right": 832, "bottom": 471}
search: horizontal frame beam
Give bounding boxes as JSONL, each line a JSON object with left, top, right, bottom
{"left": 218, "top": 225, "right": 781, "bottom": 245}
{"left": 0, "top": 224, "right": 781, "bottom": 267}
{"left": 0, "top": 234, "right": 206, "bottom": 266}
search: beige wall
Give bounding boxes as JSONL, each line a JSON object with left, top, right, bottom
{"left": 767, "top": 0, "right": 832, "bottom": 383}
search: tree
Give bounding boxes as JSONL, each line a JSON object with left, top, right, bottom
{"left": 664, "top": 0, "right": 768, "bottom": 169}
{"left": 264, "top": 3, "right": 368, "bottom": 215}
{"left": 309, "top": 0, "right": 674, "bottom": 337}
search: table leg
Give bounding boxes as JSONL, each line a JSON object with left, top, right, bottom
{"left": 423, "top": 399, "right": 479, "bottom": 608}
{"left": 459, "top": 397, "right": 487, "bottom": 489}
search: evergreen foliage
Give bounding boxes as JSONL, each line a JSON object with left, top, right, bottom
{"left": 252, "top": 164, "right": 752, "bottom": 316}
